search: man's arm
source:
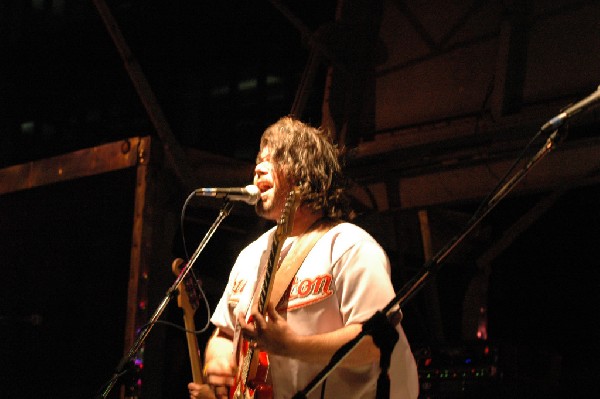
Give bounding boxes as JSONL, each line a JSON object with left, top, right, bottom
{"left": 188, "top": 328, "right": 236, "bottom": 399}
{"left": 285, "top": 323, "right": 380, "bottom": 367}
{"left": 203, "top": 328, "right": 237, "bottom": 387}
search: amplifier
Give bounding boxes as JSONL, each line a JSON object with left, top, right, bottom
{"left": 414, "top": 342, "right": 502, "bottom": 398}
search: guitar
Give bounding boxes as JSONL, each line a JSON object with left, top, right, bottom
{"left": 172, "top": 258, "right": 204, "bottom": 384}
{"left": 230, "top": 188, "right": 301, "bottom": 399}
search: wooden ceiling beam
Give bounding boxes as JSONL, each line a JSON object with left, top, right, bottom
{"left": 348, "top": 137, "right": 600, "bottom": 211}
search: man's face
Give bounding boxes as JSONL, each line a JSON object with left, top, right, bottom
{"left": 253, "top": 146, "right": 292, "bottom": 221}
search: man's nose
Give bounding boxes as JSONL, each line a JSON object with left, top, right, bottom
{"left": 254, "top": 162, "right": 268, "bottom": 176}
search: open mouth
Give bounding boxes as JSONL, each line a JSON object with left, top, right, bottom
{"left": 256, "top": 182, "right": 273, "bottom": 198}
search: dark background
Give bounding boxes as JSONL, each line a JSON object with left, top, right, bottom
{"left": 1, "top": 1, "right": 599, "bottom": 398}
{"left": 0, "top": 0, "right": 335, "bottom": 167}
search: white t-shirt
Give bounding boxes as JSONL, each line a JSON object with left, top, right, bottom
{"left": 211, "top": 222, "right": 419, "bottom": 399}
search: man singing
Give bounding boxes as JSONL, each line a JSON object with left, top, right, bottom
{"left": 188, "top": 116, "right": 418, "bottom": 399}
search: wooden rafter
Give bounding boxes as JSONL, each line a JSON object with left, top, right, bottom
{"left": 92, "top": 0, "right": 196, "bottom": 191}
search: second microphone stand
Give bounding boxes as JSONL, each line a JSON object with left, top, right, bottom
{"left": 96, "top": 199, "right": 234, "bottom": 398}
{"left": 293, "top": 128, "right": 563, "bottom": 399}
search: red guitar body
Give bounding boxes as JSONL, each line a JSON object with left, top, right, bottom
{"left": 230, "top": 341, "right": 272, "bottom": 399}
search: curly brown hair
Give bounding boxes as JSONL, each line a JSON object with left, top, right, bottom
{"left": 258, "top": 116, "right": 348, "bottom": 219}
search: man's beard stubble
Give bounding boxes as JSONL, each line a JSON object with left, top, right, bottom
{"left": 254, "top": 183, "right": 290, "bottom": 221}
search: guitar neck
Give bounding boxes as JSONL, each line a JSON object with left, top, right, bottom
{"left": 182, "top": 310, "right": 203, "bottom": 383}
{"left": 231, "top": 189, "right": 299, "bottom": 399}
{"left": 171, "top": 258, "right": 204, "bottom": 384}
{"left": 256, "top": 235, "right": 283, "bottom": 315}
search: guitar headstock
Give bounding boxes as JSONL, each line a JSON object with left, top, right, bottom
{"left": 274, "top": 187, "right": 302, "bottom": 242}
{"left": 171, "top": 258, "right": 200, "bottom": 314}
{"left": 171, "top": 258, "right": 204, "bottom": 384}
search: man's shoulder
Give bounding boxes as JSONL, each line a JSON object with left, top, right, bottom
{"left": 328, "top": 221, "right": 379, "bottom": 244}
{"left": 319, "top": 221, "right": 386, "bottom": 259}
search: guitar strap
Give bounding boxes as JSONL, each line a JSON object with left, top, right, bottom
{"left": 271, "top": 218, "right": 340, "bottom": 308}
{"left": 251, "top": 218, "right": 341, "bottom": 314}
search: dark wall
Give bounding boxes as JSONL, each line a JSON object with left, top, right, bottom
{"left": 487, "top": 183, "right": 600, "bottom": 397}
{"left": 399, "top": 183, "right": 600, "bottom": 398}
{"left": 0, "top": 169, "right": 136, "bottom": 399}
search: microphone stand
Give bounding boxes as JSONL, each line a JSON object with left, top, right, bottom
{"left": 293, "top": 128, "right": 564, "bottom": 399}
{"left": 96, "top": 199, "right": 234, "bottom": 399}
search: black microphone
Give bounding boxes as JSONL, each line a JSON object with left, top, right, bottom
{"left": 195, "top": 184, "right": 260, "bottom": 205}
{"left": 541, "top": 85, "right": 600, "bottom": 132}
